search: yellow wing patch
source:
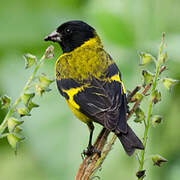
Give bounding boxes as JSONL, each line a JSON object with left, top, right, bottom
{"left": 109, "top": 73, "right": 126, "bottom": 94}
{"left": 62, "top": 87, "right": 83, "bottom": 109}
{"left": 110, "top": 74, "right": 121, "bottom": 82}
{"left": 63, "top": 86, "right": 92, "bottom": 124}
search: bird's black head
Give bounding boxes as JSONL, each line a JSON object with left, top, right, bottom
{"left": 44, "top": 20, "right": 96, "bottom": 53}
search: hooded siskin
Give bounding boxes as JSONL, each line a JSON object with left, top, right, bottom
{"left": 44, "top": 20, "right": 144, "bottom": 156}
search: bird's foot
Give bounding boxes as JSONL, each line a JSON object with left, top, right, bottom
{"left": 82, "top": 145, "right": 101, "bottom": 157}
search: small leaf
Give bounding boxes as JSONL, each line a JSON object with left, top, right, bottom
{"left": 27, "top": 100, "right": 39, "bottom": 112}
{"left": 162, "top": 78, "right": 179, "bottom": 91}
{"left": 142, "top": 70, "right": 154, "bottom": 86}
{"left": 131, "top": 93, "right": 143, "bottom": 102}
{"left": 7, "top": 133, "right": 25, "bottom": 153}
{"left": 39, "top": 74, "right": 54, "bottom": 87}
{"left": 17, "top": 108, "right": 31, "bottom": 117}
{"left": 44, "top": 45, "right": 54, "bottom": 59}
{"left": 8, "top": 117, "right": 24, "bottom": 133}
{"left": 139, "top": 52, "right": 155, "bottom": 66}
{"left": 1, "top": 95, "right": 11, "bottom": 109}
{"left": 35, "top": 83, "right": 51, "bottom": 96}
{"left": 24, "top": 53, "right": 37, "bottom": 69}
{"left": 21, "top": 93, "right": 35, "bottom": 106}
{"left": 152, "top": 90, "right": 161, "bottom": 104}
{"left": 159, "top": 52, "right": 168, "bottom": 64}
{"left": 152, "top": 154, "right": 168, "bottom": 167}
{"left": 13, "top": 126, "right": 23, "bottom": 133}
{"left": 134, "top": 107, "right": 145, "bottom": 123}
{"left": 35, "top": 84, "right": 45, "bottom": 96}
{"left": 152, "top": 115, "right": 162, "bottom": 127}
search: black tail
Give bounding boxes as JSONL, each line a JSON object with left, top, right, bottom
{"left": 117, "top": 125, "right": 144, "bottom": 156}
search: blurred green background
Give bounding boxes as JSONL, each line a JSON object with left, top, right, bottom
{"left": 0, "top": 0, "right": 180, "bottom": 179}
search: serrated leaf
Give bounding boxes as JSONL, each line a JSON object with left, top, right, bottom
{"left": 152, "top": 90, "right": 161, "bottom": 104}
{"left": 7, "top": 133, "right": 25, "bottom": 153}
{"left": 1, "top": 95, "right": 11, "bottom": 109}
{"left": 8, "top": 117, "right": 24, "bottom": 133}
{"left": 162, "top": 78, "right": 179, "bottom": 91}
{"left": 24, "top": 53, "right": 37, "bottom": 69}
{"left": 142, "top": 70, "right": 154, "bottom": 86}
{"left": 139, "top": 52, "right": 155, "bottom": 66}
{"left": 134, "top": 107, "right": 145, "bottom": 123}
{"left": 152, "top": 154, "right": 168, "bottom": 167}
{"left": 21, "top": 93, "right": 35, "bottom": 106}
{"left": 152, "top": 115, "right": 162, "bottom": 127}
{"left": 17, "top": 108, "right": 31, "bottom": 117}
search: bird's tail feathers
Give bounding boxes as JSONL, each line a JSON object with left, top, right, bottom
{"left": 117, "top": 125, "right": 144, "bottom": 156}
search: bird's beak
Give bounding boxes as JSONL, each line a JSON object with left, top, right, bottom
{"left": 44, "top": 30, "right": 62, "bottom": 42}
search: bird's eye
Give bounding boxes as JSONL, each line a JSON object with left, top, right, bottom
{"left": 65, "top": 28, "right": 71, "bottom": 34}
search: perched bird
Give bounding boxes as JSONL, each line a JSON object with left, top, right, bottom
{"left": 44, "top": 20, "right": 144, "bottom": 156}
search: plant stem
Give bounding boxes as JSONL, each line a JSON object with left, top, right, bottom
{"left": 0, "top": 55, "right": 45, "bottom": 136}
{"left": 137, "top": 61, "right": 161, "bottom": 179}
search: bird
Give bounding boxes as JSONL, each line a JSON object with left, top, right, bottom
{"left": 44, "top": 20, "right": 144, "bottom": 156}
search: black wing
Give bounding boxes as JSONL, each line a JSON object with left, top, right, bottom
{"left": 73, "top": 63, "right": 128, "bottom": 133}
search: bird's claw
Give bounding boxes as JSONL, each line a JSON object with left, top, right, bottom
{"left": 83, "top": 145, "right": 101, "bottom": 157}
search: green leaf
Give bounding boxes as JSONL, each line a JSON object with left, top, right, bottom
{"left": 13, "top": 126, "right": 23, "bottom": 133}
{"left": 34, "top": 74, "right": 54, "bottom": 96}
{"left": 17, "top": 108, "right": 31, "bottom": 117}
{"left": 7, "top": 133, "right": 25, "bottom": 153}
{"left": 35, "top": 83, "right": 51, "bottom": 96}
{"left": 151, "top": 90, "right": 161, "bottom": 104}
{"left": 21, "top": 93, "right": 35, "bottom": 106}
{"left": 131, "top": 93, "right": 143, "bottom": 102}
{"left": 152, "top": 115, "right": 162, "bottom": 127}
{"left": 162, "top": 78, "right": 179, "bottom": 91}
{"left": 1, "top": 95, "right": 11, "bottom": 109}
{"left": 39, "top": 74, "right": 54, "bottom": 87}
{"left": 139, "top": 52, "right": 155, "bottom": 66}
{"left": 27, "top": 100, "right": 39, "bottom": 111}
{"left": 24, "top": 53, "right": 37, "bottom": 69}
{"left": 8, "top": 117, "right": 24, "bottom": 133}
{"left": 142, "top": 70, "right": 154, "bottom": 86}
{"left": 134, "top": 107, "right": 145, "bottom": 123}
{"left": 152, "top": 154, "right": 168, "bottom": 167}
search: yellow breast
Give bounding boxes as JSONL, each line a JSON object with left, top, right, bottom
{"left": 55, "top": 35, "right": 113, "bottom": 81}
